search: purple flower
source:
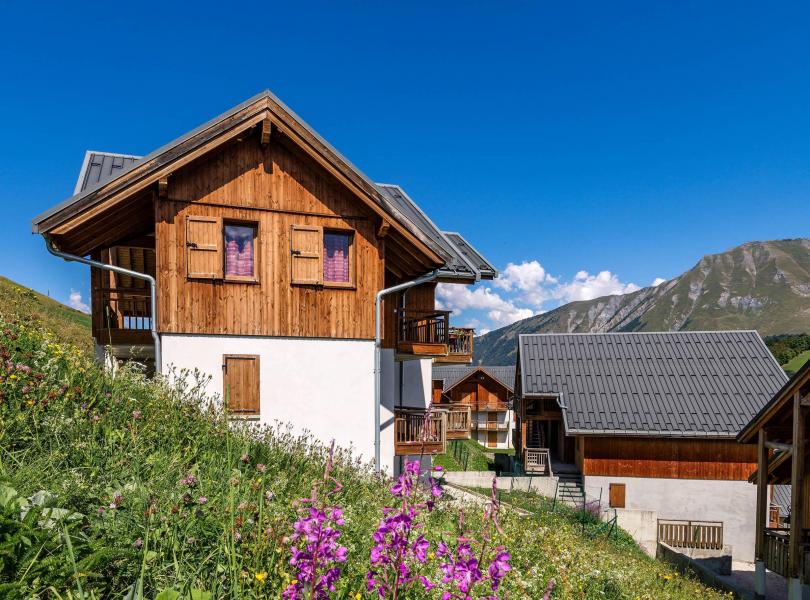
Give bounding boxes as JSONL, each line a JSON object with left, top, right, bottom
{"left": 133, "top": 537, "right": 143, "bottom": 549}
{"left": 180, "top": 474, "right": 198, "bottom": 487}
{"left": 198, "top": 496, "right": 208, "bottom": 505}
{"left": 256, "top": 463, "right": 267, "bottom": 473}
{"left": 132, "top": 410, "right": 142, "bottom": 420}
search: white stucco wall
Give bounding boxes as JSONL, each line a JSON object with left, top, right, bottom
{"left": 585, "top": 475, "right": 758, "bottom": 562}
{"left": 161, "top": 337, "right": 431, "bottom": 475}
{"left": 161, "top": 334, "right": 383, "bottom": 463}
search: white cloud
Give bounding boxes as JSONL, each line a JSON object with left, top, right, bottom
{"left": 494, "top": 260, "right": 551, "bottom": 292}
{"left": 436, "top": 283, "right": 535, "bottom": 328}
{"left": 69, "top": 289, "right": 90, "bottom": 313}
{"left": 650, "top": 277, "right": 667, "bottom": 287}
{"left": 555, "top": 270, "right": 640, "bottom": 303}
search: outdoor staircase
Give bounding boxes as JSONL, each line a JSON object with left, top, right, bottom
{"left": 554, "top": 473, "right": 586, "bottom": 510}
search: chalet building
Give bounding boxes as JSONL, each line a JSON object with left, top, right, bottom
{"left": 31, "top": 90, "right": 497, "bottom": 474}
{"left": 737, "top": 358, "right": 810, "bottom": 599}
{"left": 514, "top": 331, "right": 787, "bottom": 562}
{"left": 432, "top": 365, "right": 515, "bottom": 449}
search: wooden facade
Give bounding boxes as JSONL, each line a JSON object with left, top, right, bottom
{"left": 434, "top": 369, "right": 512, "bottom": 447}
{"left": 580, "top": 436, "right": 757, "bottom": 480}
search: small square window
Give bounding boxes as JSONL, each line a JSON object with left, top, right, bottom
{"left": 323, "top": 231, "right": 353, "bottom": 285}
{"left": 224, "top": 223, "right": 257, "bottom": 281}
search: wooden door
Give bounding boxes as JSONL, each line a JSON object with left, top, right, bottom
{"left": 223, "top": 354, "right": 260, "bottom": 416}
{"left": 487, "top": 431, "right": 497, "bottom": 448}
{"left": 609, "top": 483, "right": 626, "bottom": 508}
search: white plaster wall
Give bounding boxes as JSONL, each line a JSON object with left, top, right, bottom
{"left": 161, "top": 334, "right": 385, "bottom": 467}
{"left": 585, "top": 475, "right": 758, "bottom": 563}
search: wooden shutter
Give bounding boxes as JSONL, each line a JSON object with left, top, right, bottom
{"left": 222, "top": 354, "right": 260, "bottom": 415}
{"left": 186, "top": 216, "right": 223, "bottom": 279}
{"left": 290, "top": 224, "right": 322, "bottom": 285}
{"left": 609, "top": 483, "right": 626, "bottom": 508}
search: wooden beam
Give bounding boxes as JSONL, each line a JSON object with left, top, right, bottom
{"left": 789, "top": 390, "right": 805, "bottom": 579}
{"left": 765, "top": 440, "right": 793, "bottom": 452}
{"left": 158, "top": 176, "right": 169, "bottom": 198}
{"left": 261, "top": 117, "right": 273, "bottom": 145}
{"left": 377, "top": 219, "right": 390, "bottom": 239}
{"left": 756, "top": 428, "right": 768, "bottom": 561}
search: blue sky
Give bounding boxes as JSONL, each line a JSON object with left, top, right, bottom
{"left": 2, "top": 2, "right": 809, "bottom": 333}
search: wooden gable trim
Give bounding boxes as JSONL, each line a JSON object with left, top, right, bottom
{"left": 38, "top": 93, "right": 444, "bottom": 271}
{"left": 443, "top": 368, "right": 514, "bottom": 395}
{"left": 738, "top": 363, "right": 810, "bottom": 444}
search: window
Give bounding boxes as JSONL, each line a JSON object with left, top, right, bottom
{"left": 290, "top": 224, "right": 355, "bottom": 288}
{"left": 224, "top": 223, "right": 258, "bottom": 281}
{"left": 323, "top": 231, "right": 352, "bottom": 284}
{"left": 185, "top": 216, "right": 258, "bottom": 282}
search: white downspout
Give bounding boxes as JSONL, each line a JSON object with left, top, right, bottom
{"left": 44, "top": 237, "right": 162, "bottom": 374}
{"left": 374, "top": 270, "right": 440, "bottom": 473}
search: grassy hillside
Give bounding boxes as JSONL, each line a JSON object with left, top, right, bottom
{"left": 0, "top": 275, "right": 91, "bottom": 351}
{"left": 475, "top": 239, "right": 810, "bottom": 365}
{"left": 0, "top": 301, "right": 725, "bottom": 598}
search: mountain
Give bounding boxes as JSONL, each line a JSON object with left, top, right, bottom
{"left": 474, "top": 239, "right": 810, "bottom": 366}
{"left": 0, "top": 275, "right": 91, "bottom": 351}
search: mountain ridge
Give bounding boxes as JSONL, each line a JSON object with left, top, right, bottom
{"left": 473, "top": 238, "right": 810, "bottom": 365}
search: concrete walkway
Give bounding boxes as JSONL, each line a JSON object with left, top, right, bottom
{"left": 713, "top": 562, "right": 810, "bottom": 600}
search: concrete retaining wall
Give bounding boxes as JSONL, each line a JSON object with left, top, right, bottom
{"left": 443, "top": 471, "right": 558, "bottom": 497}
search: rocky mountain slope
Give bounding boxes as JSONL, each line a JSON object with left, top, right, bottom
{"left": 474, "top": 239, "right": 810, "bottom": 365}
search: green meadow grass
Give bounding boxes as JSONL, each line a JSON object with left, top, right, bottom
{"left": 0, "top": 300, "right": 727, "bottom": 599}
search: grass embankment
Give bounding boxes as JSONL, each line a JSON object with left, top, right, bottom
{"left": 784, "top": 350, "right": 810, "bottom": 376}
{"left": 0, "top": 289, "right": 726, "bottom": 598}
{"left": 471, "top": 488, "right": 725, "bottom": 600}
{"left": 0, "top": 276, "right": 91, "bottom": 351}
{"left": 434, "top": 439, "right": 514, "bottom": 472}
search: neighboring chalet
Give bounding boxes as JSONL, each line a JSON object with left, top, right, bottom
{"left": 432, "top": 365, "right": 515, "bottom": 449}
{"left": 737, "top": 358, "right": 810, "bottom": 599}
{"left": 31, "top": 90, "right": 497, "bottom": 474}
{"left": 514, "top": 331, "right": 787, "bottom": 562}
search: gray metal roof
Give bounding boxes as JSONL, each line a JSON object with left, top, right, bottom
{"left": 74, "top": 151, "right": 140, "bottom": 195}
{"left": 433, "top": 365, "right": 516, "bottom": 391}
{"left": 443, "top": 232, "right": 497, "bottom": 279}
{"left": 773, "top": 484, "right": 791, "bottom": 518}
{"left": 376, "top": 184, "right": 496, "bottom": 281}
{"left": 518, "top": 331, "right": 788, "bottom": 437}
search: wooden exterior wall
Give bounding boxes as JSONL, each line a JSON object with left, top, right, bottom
{"left": 437, "top": 373, "right": 510, "bottom": 411}
{"left": 379, "top": 278, "right": 437, "bottom": 349}
{"left": 153, "top": 136, "right": 399, "bottom": 339}
{"left": 582, "top": 436, "right": 758, "bottom": 481}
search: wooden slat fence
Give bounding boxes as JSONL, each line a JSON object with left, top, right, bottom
{"left": 524, "top": 447, "right": 552, "bottom": 476}
{"left": 657, "top": 519, "right": 724, "bottom": 550}
{"left": 394, "top": 410, "right": 447, "bottom": 456}
{"left": 763, "top": 528, "right": 789, "bottom": 577}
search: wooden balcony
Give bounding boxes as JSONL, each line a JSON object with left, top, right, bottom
{"left": 435, "top": 327, "right": 474, "bottom": 364}
{"left": 524, "top": 447, "right": 552, "bottom": 475}
{"left": 444, "top": 406, "right": 472, "bottom": 440}
{"left": 396, "top": 309, "right": 450, "bottom": 357}
{"left": 658, "top": 520, "right": 724, "bottom": 551}
{"left": 394, "top": 409, "right": 447, "bottom": 456}
{"left": 762, "top": 529, "right": 810, "bottom": 582}
{"left": 473, "top": 421, "right": 509, "bottom": 432}
{"left": 93, "top": 287, "right": 154, "bottom": 346}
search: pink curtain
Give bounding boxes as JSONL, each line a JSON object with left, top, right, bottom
{"left": 224, "top": 225, "right": 254, "bottom": 277}
{"left": 324, "top": 232, "right": 350, "bottom": 282}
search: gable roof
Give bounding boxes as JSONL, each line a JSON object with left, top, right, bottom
{"left": 63, "top": 154, "right": 496, "bottom": 282}
{"left": 32, "top": 90, "right": 445, "bottom": 269}
{"left": 376, "top": 184, "right": 497, "bottom": 281}
{"left": 518, "top": 331, "right": 787, "bottom": 438}
{"left": 433, "top": 365, "right": 516, "bottom": 392}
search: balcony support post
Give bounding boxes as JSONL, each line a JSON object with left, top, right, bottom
{"left": 374, "top": 270, "right": 439, "bottom": 474}
{"left": 790, "top": 390, "right": 805, "bottom": 588}
{"left": 755, "top": 428, "right": 768, "bottom": 600}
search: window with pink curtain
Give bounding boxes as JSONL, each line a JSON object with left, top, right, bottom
{"left": 323, "top": 231, "right": 351, "bottom": 283}
{"left": 224, "top": 224, "right": 256, "bottom": 278}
